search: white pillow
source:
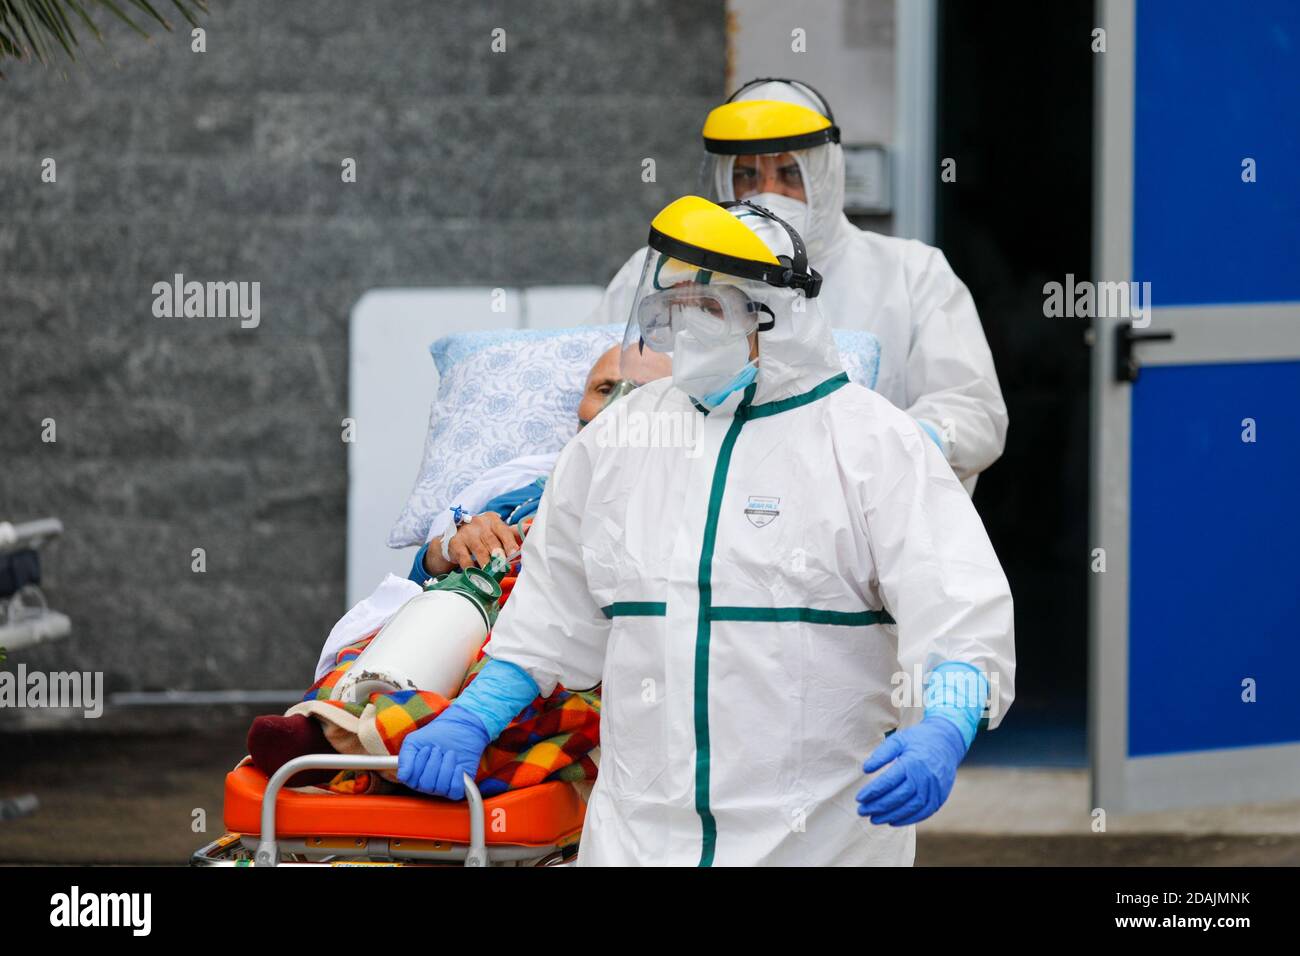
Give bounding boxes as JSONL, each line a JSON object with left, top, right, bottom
{"left": 387, "top": 326, "right": 882, "bottom": 549}
{"left": 387, "top": 326, "right": 620, "bottom": 548}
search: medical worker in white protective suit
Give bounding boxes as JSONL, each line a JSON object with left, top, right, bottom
{"left": 588, "top": 78, "right": 1008, "bottom": 491}
{"left": 397, "top": 195, "right": 1015, "bottom": 866}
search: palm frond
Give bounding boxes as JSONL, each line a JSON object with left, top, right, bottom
{"left": 0, "top": 0, "right": 208, "bottom": 76}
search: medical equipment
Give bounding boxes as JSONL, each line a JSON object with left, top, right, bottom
{"left": 740, "top": 191, "right": 810, "bottom": 237}
{"left": 191, "top": 754, "right": 585, "bottom": 867}
{"left": 701, "top": 88, "right": 841, "bottom": 154}
{"left": 637, "top": 284, "right": 765, "bottom": 351}
{"left": 618, "top": 195, "right": 822, "bottom": 404}
{"left": 196, "top": 554, "right": 593, "bottom": 867}
{"left": 698, "top": 79, "right": 844, "bottom": 262}
{"left": 332, "top": 555, "right": 509, "bottom": 705}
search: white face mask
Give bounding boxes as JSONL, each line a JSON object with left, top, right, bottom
{"left": 672, "top": 323, "right": 756, "bottom": 407}
{"left": 745, "top": 192, "right": 811, "bottom": 241}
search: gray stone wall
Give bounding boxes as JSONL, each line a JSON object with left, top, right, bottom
{"left": 0, "top": 1, "right": 724, "bottom": 696}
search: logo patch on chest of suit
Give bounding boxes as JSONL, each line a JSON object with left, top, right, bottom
{"left": 743, "top": 496, "right": 781, "bottom": 528}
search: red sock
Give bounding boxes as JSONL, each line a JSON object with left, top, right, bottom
{"left": 247, "top": 714, "right": 337, "bottom": 788}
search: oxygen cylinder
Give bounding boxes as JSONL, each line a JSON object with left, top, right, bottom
{"left": 332, "top": 556, "right": 508, "bottom": 705}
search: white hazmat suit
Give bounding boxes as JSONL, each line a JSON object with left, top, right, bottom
{"left": 588, "top": 80, "right": 1008, "bottom": 488}
{"left": 484, "top": 204, "right": 1015, "bottom": 866}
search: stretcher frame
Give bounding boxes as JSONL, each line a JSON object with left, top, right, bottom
{"left": 190, "top": 754, "right": 577, "bottom": 867}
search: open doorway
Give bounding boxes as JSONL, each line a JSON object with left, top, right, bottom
{"left": 935, "top": 0, "right": 1095, "bottom": 765}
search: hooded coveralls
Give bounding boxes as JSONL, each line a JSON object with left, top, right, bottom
{"left": 588, "top": 80, "right": 1008, "bottom": 488}
{"left": 483, "top": 283, "right": 1016, "bottom": 866}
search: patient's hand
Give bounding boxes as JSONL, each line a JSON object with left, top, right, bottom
{"left": 427, "top": 512, "right": 520, "bottom": 575}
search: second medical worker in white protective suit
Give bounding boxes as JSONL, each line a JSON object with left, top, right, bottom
{"left": 589, "top": 78, "right": 1008, "bottom": 491}
{"left": 397, "top": 195, "right": 1016, "bottom": 866}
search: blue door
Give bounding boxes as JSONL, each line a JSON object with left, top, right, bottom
{"left": 1091, "top": 0, "right": 1300, "bottom": 812}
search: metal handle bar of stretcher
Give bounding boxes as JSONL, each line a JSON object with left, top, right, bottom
{"left": 254, "top": 754, "right": 486, "bottom": 867}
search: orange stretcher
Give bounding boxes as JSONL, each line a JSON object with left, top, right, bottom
{"left": 192, "top": 754, "right": 587, "bottom": 867}
{"left": 189, "top": 567, "right": 589, "bottom": 866}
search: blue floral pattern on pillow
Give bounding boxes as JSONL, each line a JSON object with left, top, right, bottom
{"left": 388, "top": 327, "right": 620, "bottom": 547}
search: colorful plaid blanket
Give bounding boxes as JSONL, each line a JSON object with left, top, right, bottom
{"left": 287, "top": 632, "right": 600, "bottom": 797}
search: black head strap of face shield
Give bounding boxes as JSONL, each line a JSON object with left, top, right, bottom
{"left": 727, "top": 77, "right": 838, "bottom": 125}
{"left": 719, "top": 199, "right": 823, "bottom": 299}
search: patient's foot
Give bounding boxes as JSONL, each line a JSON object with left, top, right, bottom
{"left": 247, "top": 714, "right": 337, "bottom": 788}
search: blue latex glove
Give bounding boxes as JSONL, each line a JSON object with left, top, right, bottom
{"left": 856, "top": 714, "right": 969, "bottom": 826}
{"left": 857, "top": 661, "right": 987, "bottom": 826}
{"left": 395, "top": 659, "right": 539, "bottom": 800}
{"left": 396, "top": 705, "right": 490, "bottom": 800}
{"left": 922, "top": 660, "right": 988, "bottom": 747}
{"left": 453, "top": 658, "right": 540, "bottom": 738}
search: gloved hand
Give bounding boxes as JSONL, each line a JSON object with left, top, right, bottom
{"left": 856, "top": 715, "right": 969, "bottom": 826}
{"left": 396, "top": 705, "right": 490, "bottom": 800}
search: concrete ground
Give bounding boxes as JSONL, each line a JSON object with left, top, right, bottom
{"left": 2, "top": 713, "right": 1298, "bottom": 865}
{"left": 915, "top": 767, "right": 1300, "bottom": 866}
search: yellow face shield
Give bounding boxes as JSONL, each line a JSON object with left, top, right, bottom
{"left": 695, "top": 79, "right": 844, "bottom": 251}
{"left": 701, "top": 98, "right": 840, "bottom": 156}
{"left": 618, "top": 196, "right": 822, "bottom": 387}
{"left": 642, "top": 195, "right": 820, "bottom": 295}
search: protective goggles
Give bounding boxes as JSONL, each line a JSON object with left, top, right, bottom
{"left": 636, "top": 282, "right": 773, "bottom": 354}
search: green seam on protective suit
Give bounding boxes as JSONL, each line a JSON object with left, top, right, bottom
{"left": 693, "top": 380, "right": 756, "bottom": 867}
{"left": 691, "top": 372, "right": 851, "bottom": 867}
{"left": 600, "top": 602, "right": 667, "bottom": 618}
{"left": 709, "top": 606, "right": 895, "bottom": 626}
{"left": 691, "top": 371, "right": 847, "bottom": 421}
{"left": 739, "top": 372, "right": 849, "bottom": 420}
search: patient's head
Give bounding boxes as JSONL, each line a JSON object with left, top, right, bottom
{"left": 577, "top": 345, "right": 673, "bottom": 428}
{"left": 578, "top": 346, "right": 623, "bottom": 427}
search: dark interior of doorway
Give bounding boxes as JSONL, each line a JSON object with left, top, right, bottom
{"left": 935, "top": 0, "right": 1094, "bottom": 766}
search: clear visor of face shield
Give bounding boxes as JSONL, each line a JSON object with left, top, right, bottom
{"left": 619, "top": 251, "right": 768, "bottom": 384}
{"left": 698, "top": 151, "right": 810, "bottom": 204}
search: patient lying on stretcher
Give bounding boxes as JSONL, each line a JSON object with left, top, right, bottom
{"left": 244, "top": 345, "right": 653, "bottom": 796}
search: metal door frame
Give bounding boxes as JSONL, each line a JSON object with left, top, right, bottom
{"left": 1090, "top": 0, "right": 1300, "bottom": 813}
